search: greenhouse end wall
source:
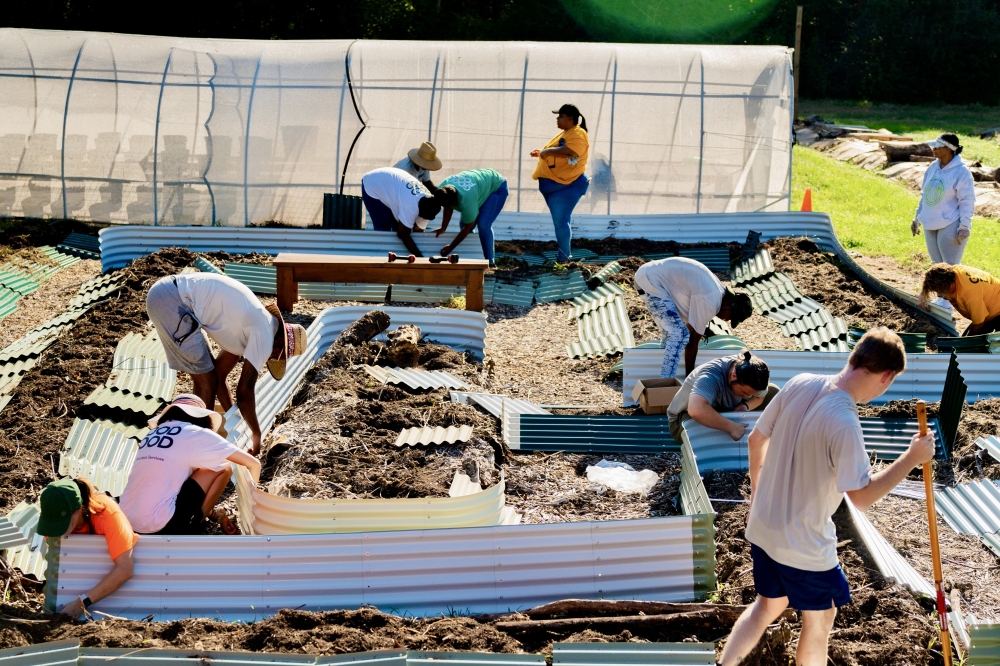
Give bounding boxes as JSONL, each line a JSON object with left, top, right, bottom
{"left": 0, "top": 30, "right": 793, "bottom": 227}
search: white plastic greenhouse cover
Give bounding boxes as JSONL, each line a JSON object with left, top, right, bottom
{"left": 0, "top": 29, "right": 793, "bottom": 226}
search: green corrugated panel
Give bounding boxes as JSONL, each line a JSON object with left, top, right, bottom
{"left": 576, "top": 296, "right": 635, "bottom": 353}
{"left": 552, "top": 642, "right": 716, "bottom": 665}
{"left": 225, "top": 262, "right": 392, "bottom": 302}
{"left": 970, "top": 621, "right": 1000, "bottom": 665}
{"left": 939, "top": 351, "right": 967, "bottom": 453}
{"left": 39, "top": 246, "right": 83, "bottom": 267}
{"left": 409, "top": 653, "right": 545, "bottom": 666}
{"left": 0, "top": 639, "right": 80, "bottom": 666}
{"left": 779, "top": 310, "right": 835, "bottom": 336}
{"left": 301, "top": 282, "right": 388, "bottom": 302}
{"left": 701, "top": 335, "right": 746, "bottom": 350}
{"left": 706, "top": 317, "right": 735, "bottom": 336}
{"left": 62, "top": 232, "right": 101, "bottom": 253}
{"left": 732, "top": 248, "right": 774, "bottom": 285}
{"left": 567, "top": 334, "right": 625, "bottom": 359}
{"left": 680, "top": 439, "right": 714, "bottom": 517}
{"left": 80, "top": 647, "right": 321, "bottom": 666}
{"left": 54, "top": 245, "right": 98, "bottom": 261}
{"left": 491, "top": 280, "right": 535, "bottom": 307}
{"left": 938, "top": 335, "right": 992, "bottom": 354}
{"left": 793, "top": 319, "right": 848, "bottom": 351}
{"left": 0, "top": 356, "right": 39, "bottom": 395}
{"left": 392, "top": 284, "right": 461, "bottom": 303}
{"left": 677, "top": 246, "right": 731, "bottom": 273}
{"left": 848, "top": 327, "right": 927, "bottom": 354}
{"left": 763, "top": 298, "right": 825, "bottom": 324}
{"left": 591, "top": 260, "right": 622, "bottom": 281}
{"left": 534, "top": 270, "right": 587, "bottom": 304}
{"left": 642, "top": 252, "right": 674, "bottom": 261}
{"left": 0, "top": 266, "right": 40, "bottom": 296}
{"left": 0, "top": 287, "right": 19, "bottom": 320}
{"left": 225, "top": 262, "right": 277, "bottom": 294}
{"left": 68, "top": 275, "right": 122, "bottom": 309}
{"left": 983, "top": 533, "right": 1000, "bottom": 558}
{"left": 541, "top": 248, "right": 598, "bottom": 263}
{"left": 482, "top": 276, "right": 496, "bottom": 305}
{"left": 497, "top": 252, "right": 545, "bottom": 266}
{"left": 193, "top": 256, "right": 224, "bottom": 274}
{"left": 517, "top": 414, "right": 677, "bottom": 453}
{"left": 567, "top": 283, "right": 625, "bottom": 319}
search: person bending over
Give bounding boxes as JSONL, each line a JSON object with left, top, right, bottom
{"left": 919, "top": 262, "right": 1000, "bottom": 335}
{"left": 146, "top": 273, "right": 306, "bottom": 455}
{"left": 667, "top": 351, "right": 777, "bottom": 443}
{"left": 432, "top": 168, "right": 508, "bottom": 267}
{"left": 360, "top": 167, "right": 442, "bottom": 257}
{"left": 120, "top": 394, "right": 261, "bottom": 536}
{"left": 634, "top": 257, "right": 753, "bottom": 378}
{"left": 37, "top": 477, "right": 138, "bottom": 618}
{"left": 719, "top": 328, "right": 936, "bottom": 666}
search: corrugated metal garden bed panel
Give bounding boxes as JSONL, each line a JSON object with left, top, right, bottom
{"left": 450, "top": 392, "right": 550, "bottom": 418}
{"left": 513, "top": 414, "right": 677, "bottom": 453}
{"left": 552, "top": 641, "right": 716, "bottom": 665}
{"left": 0, "top": 515, "right": 29, "bottom": 551}
{"left": 567, "top": 334, "right": 626, "bottom": 359}
{"left": 39, "top": 246, "right": 84, "bottom": 267}
{"left": 391, "top": 284, "right": 462, "bottom": 303}
{"left": 534, "top": 270, "right": 588, "bottom": 304}
{"left": 394, "top": 425, "right": 475, "bottom": 446}
{"left": 978, "top": 436, "right": 1000, "bottom": 464}
{"left": 732, "top": 248, "right": 774, "bottom": 285}
{"left": 0, "top": 639, "right": 81, "bottom": 666}
{"left": 48, "top": 514, "right": 713, "bottom": 619}
{"left": 577, "top": 297, "right": 635, "bottom": 349}
{"left": 363, "top": 365, "right": 471, "bottom": 391}
{"left": 779, "top": 310, "right": 836, "bottom": 337}
{"left": 934, "top": 480, "right": 1000, "bottom": 537}
{"left": 58, "top": 419, "right": 148, "bottom": 497}
{"left": 2, "top": 502, "right": 47, "bottom": 580}
{"left": 61, "top": 233, "right": 101, "bottom": 253}
{"left": 491, "top": 280, "right": 535, "bottom": 307}
{"left": 225, "top": 262, "right": 277, "bottom": 294}
{"left": 567, "top": 283, "right": 625, "bottom": 319}
{"left": 846, "top": 499, "right": 934, "bottom": 598}
{"left": 301, "top": 282, "right": 389, "bottom": 302}
{"left": 762, "top": 298, "right": 826, "bottom": 324}
{"left": 591, "top": 260, "right": 622, "bottom": 281}
{"left": 676, "top": 247, "right": 731, "bottom": 273}
{"left": 193, "top": 256, "right": 224, "bottom": 274}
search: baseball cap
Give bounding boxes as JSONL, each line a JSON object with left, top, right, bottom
{"left": 37, "top": 477, "right": 83, "bottom": 537}
{"left": 553, "top": 103, "right": 581, "bottom": 118}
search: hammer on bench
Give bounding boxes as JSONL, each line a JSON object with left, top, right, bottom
{"left": 429, "top": 254, "right": 459, "bottom": 264}
{"left": 388, "top": 252, "right": 416, "bottom": 263}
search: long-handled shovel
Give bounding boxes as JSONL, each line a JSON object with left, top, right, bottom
{"left": 916, "top": 400, "right": 952, "bottom": 666}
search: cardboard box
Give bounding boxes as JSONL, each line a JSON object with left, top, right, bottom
{"left": 631, "top": 377, "right": 683, "bottom": 415}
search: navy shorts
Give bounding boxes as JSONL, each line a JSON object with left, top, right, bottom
{"left": 750, "top": 543, "right": 851, "bottom": 611}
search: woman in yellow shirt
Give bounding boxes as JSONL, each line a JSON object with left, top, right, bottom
{"left": 530, "top": 104, "right": 589, "bottom": 262}
{"left": 919, "top": 263, "right": 1000, "bottom": 335}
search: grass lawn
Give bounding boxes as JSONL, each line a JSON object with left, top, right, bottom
{"left": 798, "top": 99, "right": 1000, "bottom": 166}
{"left": 791, "top": 144, "right": 1000, "bottom": 276}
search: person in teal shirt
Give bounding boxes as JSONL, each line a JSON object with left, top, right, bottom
{"left": 432, "top": 169, "right": 508, "bottom": 267}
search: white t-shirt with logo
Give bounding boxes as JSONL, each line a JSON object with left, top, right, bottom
{"left": 745, "top": 373, "right": 872, "bottom": 571}
{"left": 174, "top": 273, "right": 277, "bottom": 372}
{"left": 361, "top": 167, "right": 430, "bottom": 229}
{"left": 120, "top": 421, "right": 241, "bottom": 533}
{"left": 634, "top": 257, "right": 725, "bottom": 334}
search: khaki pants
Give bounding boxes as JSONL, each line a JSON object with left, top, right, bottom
{"left": 669, "top": 383, "right": 780, "bottom": 443}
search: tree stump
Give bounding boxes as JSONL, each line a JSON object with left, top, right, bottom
{"left": 386, "top": 324, "right": 421, "bottom": 367}
{"left": 880, "top": 141, "right": 932, "bottom": 163}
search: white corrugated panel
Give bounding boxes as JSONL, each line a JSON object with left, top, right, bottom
{"left": 0, "top": 516, "right": 29, "bottom": 551}
{"left": 450, "top": 392, "right": 550, "bottom": 418}
{"left": 622, "top": 349, "right": 956, "bottom": 406}
{"left": 233, "top": 468, "right": 516, "bottom": 536}
{"left": 48, "top": 515, "right": 705, "bottom": 619}
{"left": 363, "top": 365, "right": 471, "bottom": 391}
{"left": 3, "top": 502, "right": 47, "bottom": 580}
{"left": 408, "top": 654, "right": 544, "bottom": 666}
{"left": 223, "top": 305, "right": 487, "bottom": 451}
{"left": 100, "top": 227, "right": 485, "bottom": 271}
{"left": 845, "top": 499, "right": 933, "bottom": 598}
{"left": 394, "top": 425, "right": 475, "bottom": 446}
{"left": 0, "top": 640, "right": 80, "bottom": 666}
{"left": 58, "top": 419, "right": 148, "bottom": 497}
{"left": 552, "top": 642, "right": 716, "bottom": 665}
{"left": 956, "top": 355, "right": 1000, "bottom": 401}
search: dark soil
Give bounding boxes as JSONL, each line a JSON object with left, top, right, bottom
{"left": 0, "top": 218, "right": 97, "bottom": 250}
{"left": 495, "top": 238, "right": 736, "bottom": 258}
{"left": 0, "top": 247, "right": 195, "bottom": 510}
{"left": 711, "top": 470, "right": 943, "bottom": 666}
{"left": 767, "top": 238, "right": 947, "bottom": 345}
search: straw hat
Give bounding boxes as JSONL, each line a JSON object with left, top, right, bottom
{"left": 264, "top": 304, "right": 307, "bottom": 380}
{"left": 408, "top": 142, "right": 443, "bottom": 171}
{"left": 149, "top": 393, "right": 225, "bottom": 433}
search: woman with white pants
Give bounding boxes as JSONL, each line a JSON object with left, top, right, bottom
{"left": 911, "top": 133, "right": 975, "bottom": 265}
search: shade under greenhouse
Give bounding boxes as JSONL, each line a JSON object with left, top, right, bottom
{"left": 0, "top": 29, "right": 793, "bottom": 226}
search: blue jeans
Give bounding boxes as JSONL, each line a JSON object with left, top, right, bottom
{"left": 361, "top": 184, "right": 395, "bottom": 231}
{"left": 470, "top": 180, "right": 508, "bottom": 262}
{"left": 539, "top": 174, "right": 589, "bottom": 262}
{"left": 642, "top": 293, "right": 689, "bottom": 379}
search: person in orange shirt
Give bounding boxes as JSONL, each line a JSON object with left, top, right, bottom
{"left": 530, "top": 103, "right": 589, "bottom": 262}
{"left": 37, "top": 477, "right": 138, "bottom": 618}
{"left": 918, "top": 263, "right": 1000, "bottom": 335}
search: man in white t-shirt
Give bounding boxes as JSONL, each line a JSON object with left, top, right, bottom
{"left": 393, "top": 141, "right": 443, "bottom": 191}
{"left": 360, "top": 167, "right": 442, "bottom": 257}
{"left": 634, "top": 257, "right": 753, "bottom": 378}
{"left": 120, "top": 394, "right": 261, "bottom": 535}
{"left": 145, "top": 273, "right": 307, "bottom": 455}
{"left": 719, "top": 328, "right": 936, "bottom": 666}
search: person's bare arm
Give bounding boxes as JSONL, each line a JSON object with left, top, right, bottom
{"left": 846, "top": 432, "right": 936, "bottom": 511}
{"left": 687, "top": 394, "right": 746, "bottom": 441}
{"left": 748, "top": 428, "right": 770, "bottom": 503}
{"left": 61, "top": 548, "right": 134, "bottom": 617}
{"left": 433, "top": 207, "right": 454, "bottom": 236}
{"left": 684, "top": 324, "right": 702, "bottom": 376}
{"left": 443, "top": 222, "right": 476, "bottom": 255}
{"left": 228, "top": 449, "right": 262, "bottom": 483}
{"left": 235, "top": 363, "right": 262, "bottom": 455}
{"left": 213, "top": 350, "right": 241, "bottom": 411}
{"left": 743, "top": 393, "right": 766, "bottom": 411}
{"left": 394, "top": 223, "right": 423, "bottom": 257}
{"left": 539, "top": 145, "right": 577, "bottom": 159}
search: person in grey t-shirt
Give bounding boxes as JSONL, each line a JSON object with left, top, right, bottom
{"left": 394, "top": 141, "right": 443, "bottom": 191}
{"left": 719, "top": 328, "right": 936, "bottom": 666}
{"left": 667, "top": 351, "right": 777, "bottom": 443}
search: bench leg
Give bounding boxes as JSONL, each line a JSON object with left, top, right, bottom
{"left": 276, "top": 266, "right": 298, "bottom": 312}
{"left": 465, "top": 270, "right": 484, "bottom": 312}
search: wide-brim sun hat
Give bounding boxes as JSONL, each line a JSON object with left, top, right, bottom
{"left": 408, "top": 141, "right": 443, "bottom": 171}
{"left": 264, "top": 304, "right": 307, "bottom": 381}
{"left": 149, "top": 393, "right": 225, "bottom": 433}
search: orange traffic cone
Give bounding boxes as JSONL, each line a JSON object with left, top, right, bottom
{"left": 800, "top": 188, "right": 813, "bottom": 212}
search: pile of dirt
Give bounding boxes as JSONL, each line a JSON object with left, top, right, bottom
{"left": 200, "top": 251, "right": 275, "bottom": 268}
{"left": 495, "top": 238, "right": 735, "bottom": 259}
{"left": 0, "top": 218, "right": 96, "bottom": 252}
{"left": 768, "top": 238, "right": 946, "bottom": 344}
{"left": 0, "top": 247, "right": 195, "bottom": 509}
{"left": 711, "top": 470, "right": 941, "bottom": 666}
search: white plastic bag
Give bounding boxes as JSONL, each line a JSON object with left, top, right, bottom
{"left": 586, "top": 459, "right": 660, "bottom": 495}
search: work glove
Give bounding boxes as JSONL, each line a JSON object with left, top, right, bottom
{"left": 910, "top": 218, "right": 921, "bottom": 236}
{"left": 957, "top": 226, "right": 971, "bottom": 243}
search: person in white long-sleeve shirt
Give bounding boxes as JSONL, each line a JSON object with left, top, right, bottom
{"left": 911, "top": 133, "right": 976, "bottom": 267}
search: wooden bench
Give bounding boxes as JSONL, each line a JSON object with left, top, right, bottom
{"left": 273, "top": 253, "right": 490, "bottom": 312}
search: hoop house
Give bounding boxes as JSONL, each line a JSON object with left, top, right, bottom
{"left": 0, "top": 29, "right": 792, "bottom": 226}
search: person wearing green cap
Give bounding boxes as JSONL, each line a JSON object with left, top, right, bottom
{"left": 37, "top": 476, "right": 138, "bottom": 617}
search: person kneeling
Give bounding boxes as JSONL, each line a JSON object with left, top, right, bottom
{"left": 667, "top": 351, "right": 777, "bottom": 443}
{"left": 37, "top": 476, "right": 138, "bottom": 618}
{"left": 120, "top": 394, "right": 261, "bottom": 535}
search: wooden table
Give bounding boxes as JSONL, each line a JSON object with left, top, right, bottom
{"left": 273, "top": 253, "right": 490, "bottom": 312}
